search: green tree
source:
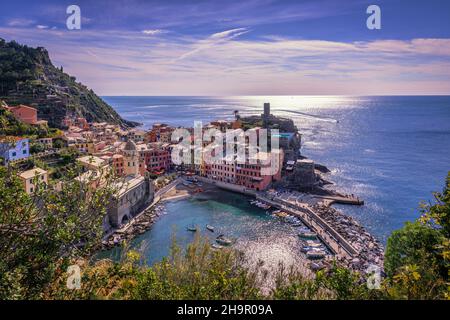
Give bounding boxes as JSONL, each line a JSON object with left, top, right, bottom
{"left": 0, "top": 165, "right": 117, "bottom": 299}
{"left": 384, "top": 172, "right": 450, "bottom": 299}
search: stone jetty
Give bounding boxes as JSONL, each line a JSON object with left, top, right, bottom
{"left": 312, "top": 204, "right": 384, "bottom": 273}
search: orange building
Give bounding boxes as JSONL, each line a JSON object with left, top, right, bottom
{"left": 8, "top": 105, "right": 38, "bottom": 125}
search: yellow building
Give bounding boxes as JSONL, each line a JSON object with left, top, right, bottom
{"left": 18, "top": 168, "right": 48, "bottom": 194}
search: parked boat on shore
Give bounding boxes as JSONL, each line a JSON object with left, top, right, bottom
{"left": 306, "top": 249, "right": 326, "bottom": 259}
{"left": 211, "top": 243, "right": 223, "bottom": 250}
{"left": 298, "top": 231, "right": 318, "bottom": 239}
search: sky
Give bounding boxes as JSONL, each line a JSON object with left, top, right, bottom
{"left": 1, "top": 0, "right": 450, "bottom": 96}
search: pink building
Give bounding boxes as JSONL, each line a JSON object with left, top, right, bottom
{"left": 142, "top": 145, "right": 171, "bottom": 173}
{"left": 112, "top": 154, "right": 125, "bottom": 176}
{"left": 205, "top": 150, "right": 283, "bottom": 191}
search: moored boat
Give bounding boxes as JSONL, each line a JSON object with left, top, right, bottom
{"left": 206, "top": 224, "right": 215, "bottom": 232}
{"left": 309, "top": 262, "right": 325, "bottom": 271}
{"left": 306, "top": 249, "right": 326, "bottom": 259}
{"left": 187, "top": 225, "right": 198, "bottom": 232}
{"left": 298, "top": 231, "right": 317, "bottom": 239}
{"left": 216, "top": 234, "right": 233, "bottom": 246}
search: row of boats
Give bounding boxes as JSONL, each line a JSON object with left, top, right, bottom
{"left": 297, "top": 227, "right": 327, "bottom": 259}
{"left": 249, "top": 199, "right": 328, "bottom": 260}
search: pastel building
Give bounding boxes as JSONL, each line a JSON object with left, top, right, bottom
{"left": 205, "top": 149, "right": 283, "bottom": 191}
{"left": 141, "top": 143, "right": 171, "bottom": 173}
{"left": 18, "top": 168, "right": 48, "bottom": 194}
{"left": 0, "top": 137, "right": 30, "bottom": 164}
{"left": 112, "top": 154, "right": 125, "bottom": 176}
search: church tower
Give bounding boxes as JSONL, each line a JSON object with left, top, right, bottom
{"left": 123, "top": 140, "right": 140, "bottom": 177}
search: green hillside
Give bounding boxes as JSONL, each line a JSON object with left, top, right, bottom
{"left": 0, "top": 39, "right": 138, "bottom": 128}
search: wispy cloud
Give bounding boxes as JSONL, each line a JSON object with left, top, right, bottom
{"left": 1, "top": 20, "right": 450, "bottom": 95}
{"left": 7, "top": 18, "right": 35, "bottom": 27}
{"left": 36, "top": 25, "right": 49, "bottom": 29}
{"left": 176, "top": 28, "right": 249, "bottom": 61}
{"left": 141, "top": 29, "right": 168, "bottom": 36}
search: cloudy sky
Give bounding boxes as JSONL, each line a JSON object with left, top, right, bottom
{"left": 1, "top": 0, "right": 450, "bottom": 95}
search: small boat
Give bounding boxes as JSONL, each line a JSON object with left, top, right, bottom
{"left": 211, "top": 243, "right": 223, "bottom": 250}
{"left": 216, "top": 234, "right": 233, "bottom": 246}
{"left": 298, "top": 231, "right": 318, "bottom": 239}
{"left": 187, "top": 225, "right": 198, "bottom": 232}
{"left": 309, "top": 262, "right": 325, "bottom": 271}
{"left": 306, "top": 240, "right": 323, "bottom": 248}
{"left": 306, "top": 250, "right": 326, "bottom": 259}
{"left": 292, "top": 223, "right": 303, "bottom": 227}
{"left": 275, "top": 211, "right": 288, "bottom": 218}
{"left": 206, "top": 224, "right": 215, "bottom": 232}
{"left": 301, "top": 246, "right": 312, "bottom": 253}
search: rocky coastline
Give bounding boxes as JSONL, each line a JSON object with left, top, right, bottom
{"left": 102, "top": 204, "right": 166, "bottom": 250}
{"left": 312, "top": 203, "right": 385, "bottom": 273}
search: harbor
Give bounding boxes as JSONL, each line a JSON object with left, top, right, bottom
{"left": 99, "top": 176, "right": 384, "bottom": 274}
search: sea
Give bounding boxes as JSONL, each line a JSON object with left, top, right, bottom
{"left": 99, "top": 96, "right": 450, "bottom": 267}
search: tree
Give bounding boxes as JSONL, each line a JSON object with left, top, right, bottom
{"left": 384, "top": 172, "right": 450, "bottom": 299}
{"left": 0, "top": 165, "right": 117, "bottom": 299}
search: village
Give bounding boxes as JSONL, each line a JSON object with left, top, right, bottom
{"left": 0, "top": 101, "right": 384, "bottom": 275}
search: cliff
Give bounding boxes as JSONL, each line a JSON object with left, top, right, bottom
{"left": 0, "top": 39, "right": 139, "bottom": 128}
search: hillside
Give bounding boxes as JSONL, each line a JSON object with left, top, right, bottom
{"left": 0, "top": 99, "right": 52, "bottom": 137}
{"left": 0, "top": 39, "right": 138, "bottom": 128}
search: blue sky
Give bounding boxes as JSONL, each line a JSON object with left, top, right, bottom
{"left": 1, "top": 0, "right": 450, "bottom": 95}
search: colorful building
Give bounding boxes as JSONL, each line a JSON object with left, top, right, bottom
{"left": 0, "top": 137, "right": 30, "bottom": 164}
{"left": 8, "top": 105, "right": 38, "bottom": 125}
{"left": 18, "top": 168, "right": 48, "bottom": 194}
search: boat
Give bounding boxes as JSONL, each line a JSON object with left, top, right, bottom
{"left": 306, "top": 240, "right": 323, "bottom": 248}
{"left": 301, "top": 246, "right": 312, "bottom": 253}
{"left": 275, "top": 211, "right": 288, "bottom": 218}
{"left": 298, "top": 231, "right": 318, "bottom": 239}
{"left": 292, "top": 223, "right": 303, "bottom": 227}
{"left": 206, "top": 224, "right": 215, "bottom": 232}
{"left": 187, "top": 225, "right": 198, "bottom": 232}
{"left": 306, "top": 250, "right": 326, "bottom": 259}
{"left": 216, "top": 234, "right": 233, "bottom": 246}
{"left": 211, "top": 243, "right": 223, "bottom": 250}
{"left": 309, "top": 262, "right": 325, "bottom": 271}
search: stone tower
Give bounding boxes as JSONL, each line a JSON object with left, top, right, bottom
{"left": 123, "top": 140, "right": 140, "bottom": 177}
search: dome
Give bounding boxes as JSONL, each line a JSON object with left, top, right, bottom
{"left": 124, "top": 139, "right": 137, "bottom": 151}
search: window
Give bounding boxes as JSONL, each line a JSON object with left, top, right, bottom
{"left": 12, "top": 152, "right": 16, "bottom": 157}
{"left": 23, "top": 150, "right": 27, "bottom": 154}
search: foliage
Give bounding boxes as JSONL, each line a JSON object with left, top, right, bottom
{"left": 0, "top": 165, "right": 117, "bottom": 299}
{"left": 384, "top": 172, "right": 450, "bottom": 299}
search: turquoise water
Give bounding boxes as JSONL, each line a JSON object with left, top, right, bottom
{"left": 101, "top": 95, "right": 450, "bottom": 262}
{"left": 98, "top": 188, "right": 311, "bottom": 269}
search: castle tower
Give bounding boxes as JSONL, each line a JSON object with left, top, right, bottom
{"left": 262, "top": 102, "right": 271, "bottom": 128}
{"left": 123, "top": 140, "right": 140, "bottom": 177}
